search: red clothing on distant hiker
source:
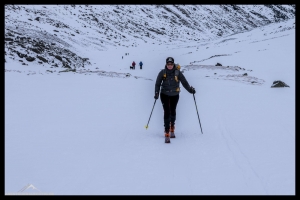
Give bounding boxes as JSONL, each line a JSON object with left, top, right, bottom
{"left": 132, "top": 61, "right": 136, "bottom": 67}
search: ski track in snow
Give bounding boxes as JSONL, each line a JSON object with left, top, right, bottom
{"left": 217, "top": 112, "right": 269, "bottom": 194}
{"left": 170, "top": 131, "right": 194, "bottom": 194}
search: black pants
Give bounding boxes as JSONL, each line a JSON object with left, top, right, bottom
{"left": 160, "top": 93, "right": 179, "bottom": 131}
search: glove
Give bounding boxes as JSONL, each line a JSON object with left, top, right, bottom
{"left": 154, "top": 92, "right": 159, "bottom": 99}
{"left": 189, "top": 86, "right": 196, "bottom": 94}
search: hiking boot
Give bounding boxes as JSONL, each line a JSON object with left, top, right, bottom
{"left": 170, "top": 123, "right": 175, "bottom": 138}
{"left": 165, "top": 130, "right": 170, "bottom": 143}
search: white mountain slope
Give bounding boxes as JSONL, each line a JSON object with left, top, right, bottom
{"left": 5, "top": 5, "right": 295, "bottom": 72}
{"left": 5, "top": 5, "right": 295, "bottom": 195}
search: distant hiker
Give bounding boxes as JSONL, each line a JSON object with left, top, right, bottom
{"left": 154, "top": 57, "right": 195, "bottom": 143}
{"left": 132, "top": 61, "right": 136, "bottom": 70}
{"left": 122, "top": 56, "right": 123, "bottom": 59}
{"left": 139, "top": 61, "right": 143, "bottom": 69}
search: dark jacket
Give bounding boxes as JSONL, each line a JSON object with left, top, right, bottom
{"left": 155, "top": 65, "right": 192, "bottom": 96}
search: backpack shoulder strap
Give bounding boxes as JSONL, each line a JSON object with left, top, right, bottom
{"left": 162, "top": 69, "right": 166, "bottom": 80}
{"left": 174, "top": 69, "right": 180, "bottom": 82}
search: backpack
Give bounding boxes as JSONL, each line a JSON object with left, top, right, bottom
{"left": 162, "top": 64, "right": 181, "bottom": 92}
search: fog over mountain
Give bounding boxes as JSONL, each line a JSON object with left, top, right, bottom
{"left": 5, "top": 5, "right": 295, "bottom": 72}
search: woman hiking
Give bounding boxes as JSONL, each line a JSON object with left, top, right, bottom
{"left": 154, "top": 57, "right": 196, "bottom": 143}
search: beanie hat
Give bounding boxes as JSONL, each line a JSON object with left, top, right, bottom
{"left": 166, "top": 57, "right": 174, "bottom": 63}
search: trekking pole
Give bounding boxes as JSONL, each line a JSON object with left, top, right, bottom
{"left": 145, "top": 99, "right": 157, "bottom": 130}
{"left": 193, "top": 93, "right": 203, "bottom": 134}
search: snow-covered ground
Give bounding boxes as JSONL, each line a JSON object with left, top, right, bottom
{"left": 5, "top": 17, "right": 295, "bottom": 195}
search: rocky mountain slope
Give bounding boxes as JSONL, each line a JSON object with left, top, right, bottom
{"left": 5, "top": 5, "right": 295, "bottom": 71}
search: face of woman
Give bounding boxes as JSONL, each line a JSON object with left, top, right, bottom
{"left": 166, "top": 62, "right": 174, "bottom": 70}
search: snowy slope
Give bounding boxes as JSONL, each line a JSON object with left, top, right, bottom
{"left": 5, "top": 5, "right": 295, "bottom": 195}
{"left": 5, "top": 5, "right": 295, "bottom": 72}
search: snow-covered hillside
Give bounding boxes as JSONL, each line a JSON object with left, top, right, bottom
{"left": 5, "top": 5, "right": 295, "bottom": 195}
{"left": 5, "top": 5, "right": 295, "bottom": 72}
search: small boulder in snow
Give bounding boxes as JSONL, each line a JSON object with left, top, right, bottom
{"left": 271, "top": 80, "right": 290, "bottom": 88}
